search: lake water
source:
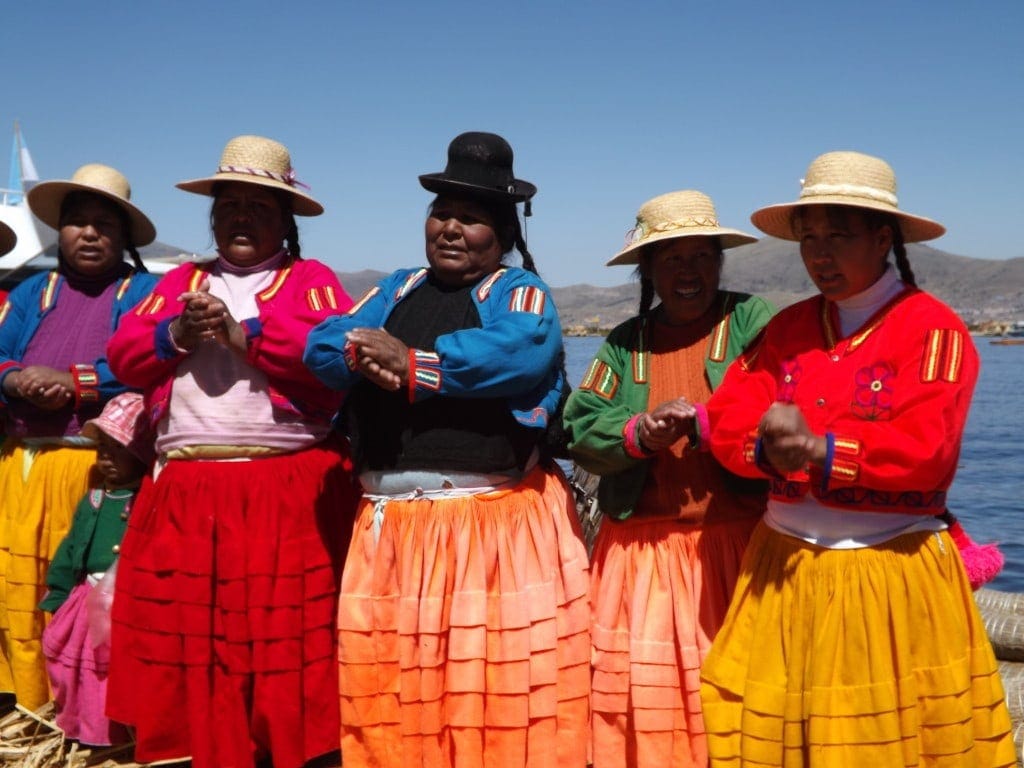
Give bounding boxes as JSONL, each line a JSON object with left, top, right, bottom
{"left": 563, "top": 335, "right": 1024, "bottom": 593}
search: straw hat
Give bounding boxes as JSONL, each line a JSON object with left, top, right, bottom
{"left": 750, "top": 151, "right": 945, "bottom": 243}
{"left": 177, "top": 135, "right": 323, "bottom": 216}
{"left": 0, "top": 221, "right": 15, "bottom": 257}
{"left": 419, "top": 132, "right": 536, "bottom": 203}
{"left": 607, "top": 190, "right": 758, "bottom": 266}
{"left": 27, "top": 164, "right": 157, "bottom": 246}
{"left": 81, "top": 392, "right": 154, "bottom": 465}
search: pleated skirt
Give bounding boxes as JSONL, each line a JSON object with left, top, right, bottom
{"left": 0, "top": 439, "right": 96, "bottom": 709}
{"left": 42, "top": 581, "right": 128, "bottom": 745}
{"left": 591, "top": 514, "right": 759, "bottom": 768}
{"left": 338, "top": 463, "right": 591, "bottom": 768}
{"left": 106, "top": 442, "right": 359, "bottom": 768}
{"left": 700, "top": 521, "right": 1017, "bottom": 767}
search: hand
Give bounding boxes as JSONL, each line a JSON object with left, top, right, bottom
{"left": 345, "top": 328, "right": 408, "bottom": 392}
{"left": 4, "top": 366, "right": 74, "bottom": 409}
{"left": 638, "top": 397, "right": 697, "bottom": 452}
{"left": 758, "top": 402, "right": 825, "bottom": 473}
{"left": 171, "top": 280, "right": 244, "bottom": 353}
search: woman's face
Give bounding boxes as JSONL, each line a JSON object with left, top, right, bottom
{"left": 641, "top": 235, "right": 722, "bottom": 325}
{"left": 58, "top": 194, "right": 127, "bottom": 276}
{"left": 425, "top": 196, "right": 504, "bottom": 286}
{"left": 212, "top": 182, "right": 288, "bottom": 267}
{"left": 796, "top": 206, "right": 892, "bottom": 301}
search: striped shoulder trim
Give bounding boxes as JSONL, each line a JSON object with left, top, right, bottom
{"left": 116, "top": 273, "right": 134, "bottom": 300}
{"left": 921, "top": 328, "right": 965, "bottom": 383}
{"left": 257, "top": 265, "right": 292, "bottom": 302}
{"left": 186, "top": 266, "right": 208, "bottom": 292}
{"left": 347, "top": 286, "right": 380, "bottom": 316}
{"left": 40, "top": 272, "right": 60, "bottom": 312}
{"left": 579, "top": 360, "right": 619, "bottom": 400}
{"left": 306, "top": 285, "right": 341, "bottom": 312}
{"left": 508, "top": 285, "right": 546, "bottom": 315}
{"left": 134, "top": 293, "right": 166, "bottom": 316}
{"left": 476, "top": 268, "right": 507, "bottom": 302}
{"left": 395, "top": 268, "right": 428, "bottom": 301}
{"left": 0, "top": 300, "right": 10, "bottom": 327}
{"left": 707, "top": 294, "right": 736, "bottom": 363}
{"left": 632, "top": 318, "right": 649, "bottom": 383}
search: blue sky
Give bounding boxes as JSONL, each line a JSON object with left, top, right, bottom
{"left": 5, "top": 0, "right": 1023, "bottom": 288}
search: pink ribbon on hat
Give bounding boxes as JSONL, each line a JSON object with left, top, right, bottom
{"left": 217, "top": 164, "right": 312, "bottom": 191}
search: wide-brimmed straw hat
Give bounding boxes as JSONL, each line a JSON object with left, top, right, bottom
{"left": 419, "top": 132, "right": 536, "bottom": 203}
{"left": 27, "top": 164, "right": 157, "bottom": 246}
{"left": 0, "top": 221, "right": 15, "bottom": 257}
{"left": 176, "top": 135, "right": 323, "bottom": 216}
{"left": 607, "top": 190, "right": 758, "bottom": 266}
{"left": 81, "top": 392, "right": 154, "bottom": 465}
{"left": 750, "top": 150, "right": 945, "bottom": 243}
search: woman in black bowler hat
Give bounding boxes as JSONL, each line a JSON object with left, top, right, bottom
{"left": 305, "top": 132, "right": 590, "bottom": 768}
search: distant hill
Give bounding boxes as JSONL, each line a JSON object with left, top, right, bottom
{"left": 336, "top": 242, "right": 1024, "bottom": 332}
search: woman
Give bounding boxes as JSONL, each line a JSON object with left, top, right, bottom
{"left": 105, "top": 135, "right": 358, "bottom": 768}
{"left": 304, "top": 132, "right": 591, "bottom": 768}
{"left": 0, "top": 164, "right": 158, "bottom": 710}
{"left": 700, "top": 151, "right": 1016, "bottom": 766}
{"left": 563, "top": 190, "right": 773, "bottom": 768}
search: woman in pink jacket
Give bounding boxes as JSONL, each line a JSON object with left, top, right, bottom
{"left": 105, "top": 135, "right": 358, "bottom": 768}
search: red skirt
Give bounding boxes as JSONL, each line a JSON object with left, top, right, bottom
{"left": 338, "top": 463, "right": 591, "bottom": 768}
{"left": 106, "top": 442, "right": 359, "bottom": 768}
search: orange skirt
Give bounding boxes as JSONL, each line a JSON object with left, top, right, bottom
{"left": 700, "top": 522, "right": 1017, "bottom": 767}
{"left": 0, "top": 439, "right": 96, "bottom": 709}
{"left": 590, "top": 514, "right": 758, "bottom": 768}
{"left": 338, "top": 463, "right": 591, "bottom": 768}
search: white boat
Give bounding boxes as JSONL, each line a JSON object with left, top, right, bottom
{"left": 0, "top": 122, "right": 56, "bottom": 276}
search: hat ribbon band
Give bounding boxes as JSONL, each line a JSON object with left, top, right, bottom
{"left": 800, "top": 182, "right": 897, "bottom": 207}
{"left": 217, "top": 164, "right": 312, "bottom": 191}
{"left": 626, "top": 217, "right": 721, "bottom": 246}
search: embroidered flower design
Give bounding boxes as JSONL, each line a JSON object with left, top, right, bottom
{"left": 852, "top": 362, "right": 895, "bottom": 420}
{"left": 777, "top": 359, "right": 802, "bottom": 403}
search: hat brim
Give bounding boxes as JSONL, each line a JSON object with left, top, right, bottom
{"left": 751, "top": 199, "right": 945, "bottom": 243}
{"left": 176, "top": 174, "right": 324, "bottom": 217}
{"left": 606, "top": 227, "right": 758, "bottom": 266}
{"left": 0, "top": 221, "right": 16, "bottom": 256}
{"left": 27, "top": 181, "right": 157, "bottom": 246}
{"left": 419, "top": 174, "right": 536, "bottom": 203}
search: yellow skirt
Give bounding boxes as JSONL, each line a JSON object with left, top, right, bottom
{"left": 0, "top": 439, "right": 96, "bottom": 709}
{"left": 338, "top": 463, "right": 591, "bottom": 768}
{"left": 700, "top": 521, "right": 1017, "bottom": 767}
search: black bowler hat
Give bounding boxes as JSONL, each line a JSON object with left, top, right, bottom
{"left": 419, "top": 132, "right": 536, "bottom": 203}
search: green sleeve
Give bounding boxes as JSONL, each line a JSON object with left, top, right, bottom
{"left": 39, "top": 498, "right": 88, "bottom": 613}
{"left": 564, "top": 322, "right": 648, "bottom": 476}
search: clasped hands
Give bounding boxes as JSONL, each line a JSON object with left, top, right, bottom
{"left": 758, "top": 402, "right": 827, "bottom": 473}
{"left": 2, "top": 365, "right": 74, "bottom": 409}
{"left": 345, "top": 328, "right": 409, "bottom": 392}
{"left": 637, "top": 398, "right": 697, "bottom": 452}
{"left": 170, "top": 280, "right": 245, "bottom": 353}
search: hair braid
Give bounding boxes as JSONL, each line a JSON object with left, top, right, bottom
{"left": 127, "top": 244, "right": 147, "bottom": 272}
{"left": 891, "top": 223, "right": 915, "bottom": 286}
{"left": 638, "top": 275, "right": 655, "bottom": 315}
{"left": 513, "top": 219, "right": 537, "bottom": 274}
{"left": 285, "top": 215, "right": 301, "bottom": 258}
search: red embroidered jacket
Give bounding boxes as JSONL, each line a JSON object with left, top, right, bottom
{"left": 707, "top": 288, "right": 978, "bottom": 514}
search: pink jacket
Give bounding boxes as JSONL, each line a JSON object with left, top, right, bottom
{"left": 107, "top": 256, "right": 353, "bottom": 428}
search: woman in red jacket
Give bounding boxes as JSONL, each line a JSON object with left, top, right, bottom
{"left": 700, "top": 151, "right": 1015, "bottom": 766}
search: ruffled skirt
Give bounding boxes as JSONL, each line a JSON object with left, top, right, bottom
{"left": 338, "top": 463, "right": 591, "bottom": 768}
{"left": 107, "top": 442, "right": 359, "bottom": 768}
{"left": 590, "top": 514, "right": 758, "bottom": 768}
{"left": 0, "top": 439, "right": 96, "bottom": 708}
{"left": 42, "top": 580, "right": 128, "bottom": 745}
{"left": 700, "top": 521, "right": 1017, "bottom": 767}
